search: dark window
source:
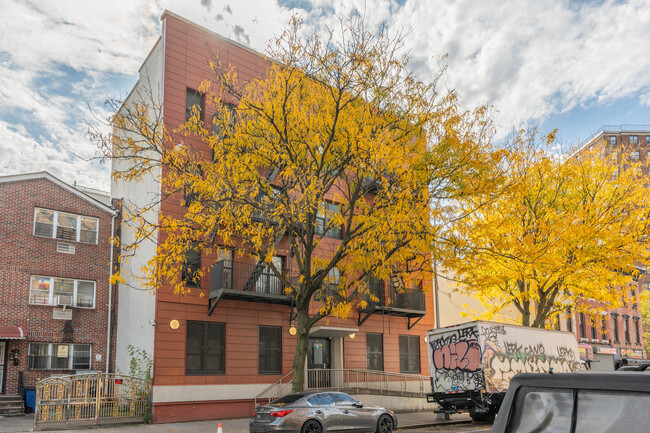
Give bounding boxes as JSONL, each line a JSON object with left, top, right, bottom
{"left": 186, "top": 321, "right": 225, "bottom": 374}
{"left": 366, "top": 333, "right": 383, "bottom": 371}
{"left": 579, "top": 312, "right": 586, "bottom": 339}
{"left": 186, "top": 88, "right": 204, "bottom": 122}
{"left": 259, "top": 326, "right": 282, "bottom": 374}
{"left": 635, "top": 319, "right": 641, "bottom": 344}
{"left": 631, "top": 288, "right": 637, "bottom": 309}
{"left": 566, "top": 308, "right": 573, "bottom": 333}
{"left": 590, "top": 316, "right": 597, "bottom": 340}
{"left": 399, "top": 335, "right": 420, "bottom": 374}
{"left": 315, "top": 202, "right": 342, "bottom": 239}
{"left": 273, "top": 394, "right": 304, "bottom": 404}
{"left": 182, "top": 244, "right": 201, "bottom": 287}
{"left": 646, "top": 135, "right": 650, "bottom": 144}
{"left": 601, "top": 317, "right": 607, "bottom": 340}
{"left": 332, "top": 393, "right": 357, "bottom": 405}
{"left": 613, "top": 315, "right": 620, "bottom": 343}
{"left": 213, "top": 103, "right": 236, "bottom": 137}
{"left": 624, "top": 317, "right": 630, "bottom": 343}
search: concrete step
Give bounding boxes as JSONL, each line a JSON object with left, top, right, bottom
{"left": 0, "top": 394, "right": 22, "bottom": 402}
{"left": 0, "top": 394, "right": 24, "bottom": 416}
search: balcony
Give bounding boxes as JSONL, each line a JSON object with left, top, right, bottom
{"left": 208, "top": 260, "right": 292, "bottom": 314}
{"left": 358, "top": 277, "right": 426, "bottom": 329}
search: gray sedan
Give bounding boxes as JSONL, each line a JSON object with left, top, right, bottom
{"left": 250, "top": 391, "right": 397, "bottom": 433}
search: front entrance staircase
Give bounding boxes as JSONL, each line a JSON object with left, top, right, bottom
{"left": 0, "top": 394, "right": 24, "bottom": 416}
{"left": 254, "top": 369, "right": 430, "bottom": 407}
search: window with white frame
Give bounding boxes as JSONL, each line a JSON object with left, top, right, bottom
{"left": 28, "top": 342, "right": 91, "bottom": 370}
{"left": 29, "top": 276, "right": 96, "bottom": 308}
{"left": 629, "top": 135, "right": 639, "bottom": 144}
{"left": 34, "top": 208, "right": 98, "bottom": 244}
{"left": 631, "top": 151, "right": 640, "bottom": 160}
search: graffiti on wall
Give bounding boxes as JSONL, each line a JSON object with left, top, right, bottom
{"left": 429, "top": 323, "right": 583, "bottom": 393}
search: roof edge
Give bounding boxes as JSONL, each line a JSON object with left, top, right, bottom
{"left": 0, "top": 172, "right": 117, "bottom": 215}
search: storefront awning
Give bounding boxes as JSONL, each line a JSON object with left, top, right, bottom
{"left": 0, "top": 326, "right": 26, "bottom": 339}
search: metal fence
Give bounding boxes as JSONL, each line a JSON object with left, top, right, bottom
{"left": 34, "top": 373, "right": 151, "bottom": 430}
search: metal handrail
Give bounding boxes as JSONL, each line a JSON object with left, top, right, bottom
{"left": 254, "top": 370, "right": 294, "bottom": 407}
{"left": 304, "top": 368, "right": 428, "bottom": 397}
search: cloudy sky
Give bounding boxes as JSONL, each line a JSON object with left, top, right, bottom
{"left": 1, "top": 0, "right": 649, "bottom": 190}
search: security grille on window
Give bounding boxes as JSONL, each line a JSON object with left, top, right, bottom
{"left": 399, "top": 335, "right": 420, "bottom": 374}
{"left": 315, "top": 202, "right": 342, "bottom": 239}
{"left": 186, "top": 321, "right": 225, "bottom": 374}
{"left": 186, "top": 88, "right": 204, "bottom": 122}
{"left": 259, "top": 326, "right": 282, "bottom": 374}
{"left": 29, "top": 276, "right": 96, "bottom": 308}
{"left": 182, "top": 244, "right": 202, "bottom": 287}
{"left": 34, "top": 208, "right": 98, "bottom": 244}
{"left": 366, "top": 333, "right": 383, "bottom": 371}
{"left": 28, "top": 343, "right": 91, "bottom": 370}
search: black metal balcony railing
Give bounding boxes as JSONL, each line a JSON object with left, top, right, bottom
{"left": 210, "top": 259, "right": 288, "bottom": 297}
{"left": 359, "top": 278, "right": 426, "bottom": 313}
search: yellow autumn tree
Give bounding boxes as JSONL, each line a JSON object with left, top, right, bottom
{"left": 441, "top": 130, "right": 650, "bottom": 328}
{"left": 93, "top": 16, "right": 499, "bottom": 391}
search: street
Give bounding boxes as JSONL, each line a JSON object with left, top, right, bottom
{"left": 400, "top": 423, "right": 492, "bottom": 433}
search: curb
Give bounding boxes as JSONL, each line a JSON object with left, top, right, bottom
{"left": 399, "top": 419, "right": 473, "bottom": 430}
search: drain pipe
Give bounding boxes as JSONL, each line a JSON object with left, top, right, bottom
{"left": 105, "top": 212, "right": 117, "bottom": 374}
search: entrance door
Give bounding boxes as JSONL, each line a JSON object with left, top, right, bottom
{"left": 307, "top": 338, "right": 331, "bottom": 388}
{"left": 0, "top": 342, "right": 6, "bottom": 393}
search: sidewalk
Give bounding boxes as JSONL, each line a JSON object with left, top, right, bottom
{"left": 0, "top": 412, "right": 472, "bottom": 433}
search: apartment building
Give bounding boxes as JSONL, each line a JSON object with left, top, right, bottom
{"left": 0, "top": 172, "right": 118, "bottom": 405}
{"left": 112, "top": 11, "right": 434, "bottom": 423}
{"left": 570, "top": 126, "right": 650, "bottom": 368}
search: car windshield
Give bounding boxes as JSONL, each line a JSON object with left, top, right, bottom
{"left": 273, "top": 394, "right": 304, "bottom": 405}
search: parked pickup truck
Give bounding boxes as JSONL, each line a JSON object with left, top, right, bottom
{"left": 425, "top": 321, "right": 584, "bottom": 422}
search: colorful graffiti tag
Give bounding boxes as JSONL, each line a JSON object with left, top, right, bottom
{"left": 429, "top": 323, "right": 583, "bottom": 393}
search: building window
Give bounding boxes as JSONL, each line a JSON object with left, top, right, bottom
{"left": 213, "top": 103, "right": 236, "bottom": 137}
{"left": 631, "top": 151, "right": 640, "bottom": 160}
{"left": 315, "top": 202, "right": 343, "bottom": 239}
{"left": 612, "top": 314, "right": 620, "bottom": 343}
{"left": 186, "top": 88, "right": 204, "bottom": 122}
{"left": 186, "top": 321, "right": 225, "bottom": 374}
{"left": 399, "top": 335, "right": 420, "bottom": 374}
{"left": 259, "top": 326, "right": 282, "bottom": 374}
{"left": 645, "top": 282, "right": 650, "bottom": 292}
{"left": 634, "top": 319, "right": 641, "bottom": 344}
{"left": 34, "top": 208, "right": 98, "bottom": 244}
{"left": 601, "top": 317, "right": 608, "bottom": 340}
{"left": 366, "top": 333, "right": 383, "bottom": 371}
{"left": 623, "top": 316, "right": 630, "bottom": 343}
{"left": 28, "top": 343, "right": 91, "bottom": 370}
{"left": 29, "top": 276, "right": 95, "bottom": 308}
{"left": 607, "top": 136, "right": 617, "bottom": 146}
{"left": 629, "top": 135, "right": 639, "bottom": 144}
{"left": 590, "top": 316, "right": 597, "bottom": 340}
{"left": 566, "top": 308, "right": 573, "bottom": 333}
{"left": 630, "top": 288, "right": 637, "bottom": 309}
{"left": 579, "top": 312, "right": 586, "bottom": 339}
{"left": 182, "top": 244, "right": 201, "bottom": 287}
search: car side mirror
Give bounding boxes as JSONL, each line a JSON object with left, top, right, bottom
{"left": 354, "top": 402, "right": 364, "bottom": 408}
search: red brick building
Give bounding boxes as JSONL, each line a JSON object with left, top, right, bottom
{"left": 0, "top": 172, "right": 118, "bottom": 400}
{"left": 112, "top": 11, "right": 434, "bottom": 423}
{"left": 565, "top": 126, "right": 650, "bottom": 368}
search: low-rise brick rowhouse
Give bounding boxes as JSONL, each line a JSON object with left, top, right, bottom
{"left": 567, "top": 126, "right": 650, "bottom": 369}
{"left": 112, "top": 11, "right": 435, "bottom": 423}
{"left": 0, "top": 172, "right": 118, "bottom": 407}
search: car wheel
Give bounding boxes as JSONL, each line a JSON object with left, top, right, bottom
{"left": 302, "top": 420, "right": 322, "bottom": 433}
{"left": 377, "top": 415, "right": 394, "bottom": 433}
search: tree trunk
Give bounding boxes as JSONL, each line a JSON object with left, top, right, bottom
{"left": 291, "top": 308, "right": 312, "bottom": 392}
{"left": 521, "top": 310, "right": 530, "bottom": 327}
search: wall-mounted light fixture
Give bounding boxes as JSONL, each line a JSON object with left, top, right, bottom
{"left": 11, "top": 349, "right": 20, "bottom": 365}
{"left": 169, "top": 320, "right": 180, "bottom": 330}
{"left": 289, "top": 320, "right": 297, "bottom": 336}
{"left": 348, "top": 333, "right": 356, "bottom": 339}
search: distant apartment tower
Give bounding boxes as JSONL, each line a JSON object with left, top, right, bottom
{"left": 0, "top": 172, "right": 118, "bottom": 405}
{"left": 111, "top": 11, "right": 434, "bottom": 423}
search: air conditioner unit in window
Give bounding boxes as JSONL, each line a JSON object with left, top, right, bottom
{"left": 56, "top": 243, "right": 76, "bottom": 254}
{"left": 56, "top": 295, "right": 73, "bottom": 310}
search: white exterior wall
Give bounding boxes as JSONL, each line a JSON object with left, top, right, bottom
{"left": 112, "top": 38, "right": 164, "bottom": 375}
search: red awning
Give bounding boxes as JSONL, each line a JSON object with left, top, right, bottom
{"left": 0, "top": 327, "right": 26, "bottom": 339}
